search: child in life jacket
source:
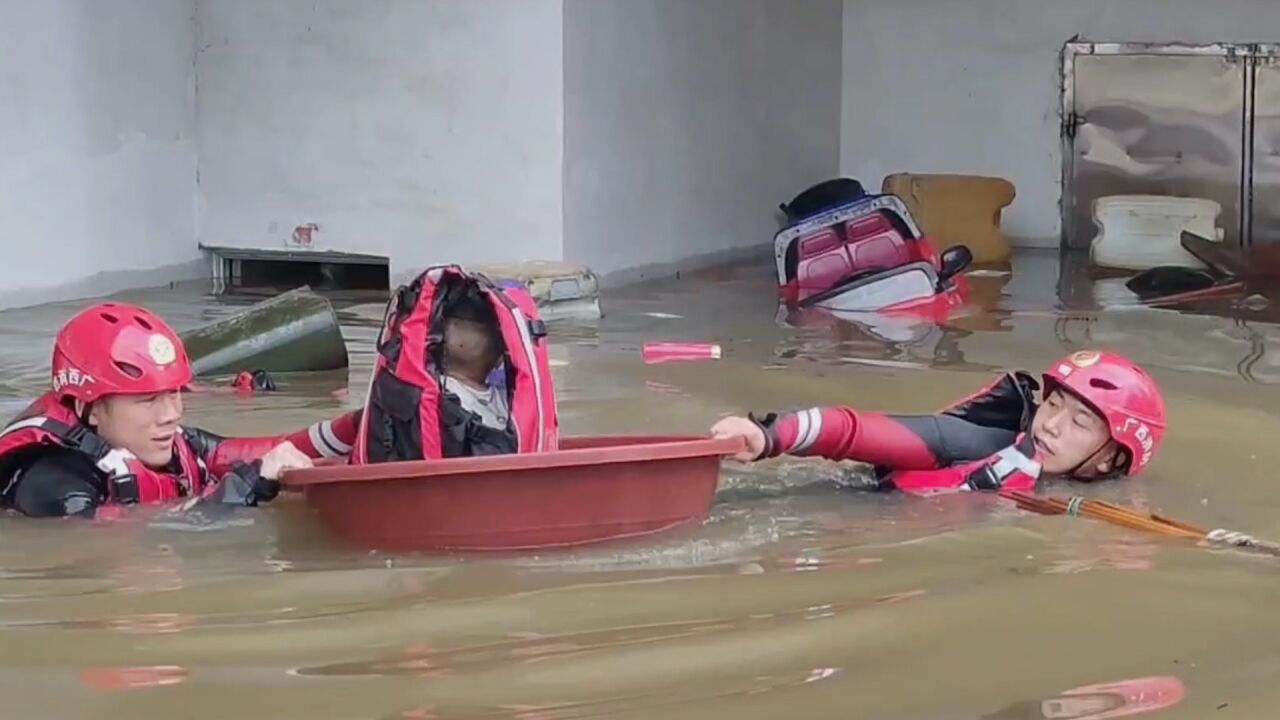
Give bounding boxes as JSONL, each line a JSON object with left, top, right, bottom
{"left": 352, "top": 266, "right": 558, "bottom": 462}
{"left": 0, "top": 301, "right": 362, "bottom": 518}
{"left": 710, "top": 350, "right": 1167, "bottom": 493}
{"left": 440, "top": 289, "right": 511, "bottom": 436}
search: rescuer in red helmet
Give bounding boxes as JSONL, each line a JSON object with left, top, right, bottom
{"left": 711, "top": 349, "right": 1167, "bottom": 493}
{"left": 0, "top": 301, "right": 360, "bottom": 517}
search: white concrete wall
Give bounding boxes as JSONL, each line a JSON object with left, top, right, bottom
{"left": 841, "top": 0, "right": 1280, "bottom": 248}
{"left": 195, "top": 0, "right": 565, "bottom": 280}
{"left": 0, "top": 0, "right": 201, "bottom": 309}
{"left": 563, "top": 0, "right": 845, "bottom": 281}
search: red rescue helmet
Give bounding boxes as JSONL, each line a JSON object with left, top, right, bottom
{"left": 1042, "top": 350, "right": 1167, "bottom": 476}
{"left": 51, "top": 302, "right": 193, "bottom": 403}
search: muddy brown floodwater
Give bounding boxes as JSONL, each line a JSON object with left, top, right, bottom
{"left": 0, "top": 250, "right": 1276, "bottom": 718}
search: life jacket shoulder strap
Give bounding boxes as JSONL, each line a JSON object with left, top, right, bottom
{"left": 963, "top": 436, "right": 1042, "bottom": 492}
{"left": 1, "top": 416, "right": 143, "bottom": 504}
{"left": 2, "top": 415, "right": 110, "bottom": 460}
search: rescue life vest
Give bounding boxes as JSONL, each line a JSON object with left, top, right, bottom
{"left": 352, "top": 265, "right": 559, "bottom": 462}
{"left": 0, "top": 392, "right": 209, "bottom": 504}
{"left": 888, "top": 370, "right": 1045, "bottom": 494}
{"left": 889, "top": 432, "right": 1043, "bottom": 494}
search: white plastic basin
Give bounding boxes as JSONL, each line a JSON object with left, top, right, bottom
{"left": 1090, "top": 194, "right": 1223, "bottom": 270}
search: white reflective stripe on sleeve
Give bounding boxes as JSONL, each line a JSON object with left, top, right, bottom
{"left": 320, "top": 419, "right": 353, "bottom": 455}
{"left": 309, "top": 421, "right": 350, "bottom": 458}
{"left": 790, "top": 411, "right": 810, "bottom": 453}
{"left": 308, "top": 424, "right": 329, "bottom": 456}
{"left": 792, "top": 408, "right": 824, "bottom": 454}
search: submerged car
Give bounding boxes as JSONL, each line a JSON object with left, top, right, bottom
{"left": 774, "top": 178, "right": 974, "bottom": 339}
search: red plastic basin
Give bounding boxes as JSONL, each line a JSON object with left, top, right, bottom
{"left": 280, "top": 435, "right": 743, "bottom": 552}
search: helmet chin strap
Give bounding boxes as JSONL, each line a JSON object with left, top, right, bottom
{"left": 1066, "top": 439, "right": 1124, "bottom": 482}
{"left": 72, "top": 399, "right": 92, "bottom": 425}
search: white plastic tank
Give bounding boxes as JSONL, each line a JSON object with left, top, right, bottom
{"left": 1090, "top": 194, "right": 1223, "bottom": 270}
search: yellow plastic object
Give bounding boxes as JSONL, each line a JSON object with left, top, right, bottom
{"left": 881, "top": 173, "right": 1016, "bottom": 264}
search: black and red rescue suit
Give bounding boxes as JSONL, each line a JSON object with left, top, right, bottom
{"left": 0, "top": 392, "right": 359, "bottom": 517}
{"left": 751, "top": 371, "right": 1045, "bottom": 493}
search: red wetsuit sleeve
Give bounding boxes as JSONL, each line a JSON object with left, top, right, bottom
{"left": 281, "top": 409, "right": 360, "bottom": 459}
{"left": 203, "top": 436, "right": 278, "bottom": 479}
{"left": 200, "top": 410, "right": 362, "bottom": 478}
{"left": 759, "top": 407, "right": 940, "bottom": 470}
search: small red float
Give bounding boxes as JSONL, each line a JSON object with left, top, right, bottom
{"left": 642, "top": 342, "right": 722, "bottom": 363}
{"left": 281, "top": 435, "right": 743, "bottom": 552}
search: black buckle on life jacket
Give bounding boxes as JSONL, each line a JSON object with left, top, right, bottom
{"left": 527, "top": 319, "right": 547, "bottom": 339}
{"left": 964, "top": 465, "right": 1003, "bottom": 492}
{"left": 110, "top": 474, "right": 141, "bottom": 504}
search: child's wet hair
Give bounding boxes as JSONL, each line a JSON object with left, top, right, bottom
{"left": 442, "top": 287, "right": 503, "bottom": 368}
{"left": 445, "top": 286, "right": 499, "bottom": 325}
